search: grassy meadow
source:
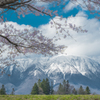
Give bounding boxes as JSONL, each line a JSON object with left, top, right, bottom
{"left": 0, "top": 95, "right": 100, "bottom": 100}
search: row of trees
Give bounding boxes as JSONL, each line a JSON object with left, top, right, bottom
{"left": 57, "top": 80, "right": 90, "bottom": 95}
{"left": 31, "top": 79, "right": 91, "bottom": 95}
{"left": 0, "top": 85, "right": 15, "bottom": 95}
{"left": 31, "top": 78, "right": 54, "bottom": 95}
{"left": 0, "top": 80, "right": 91, "bottom": 95}
{"left": 78, "top": 86, "right": 90, "bottom": 95}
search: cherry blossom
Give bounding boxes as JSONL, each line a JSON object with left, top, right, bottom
{"left": 0, "top": 0, "right": 99, "bottom": 70}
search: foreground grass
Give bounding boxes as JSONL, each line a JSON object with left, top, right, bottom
{"left": 0, "top": 95, "right": 100, "bottom": 100}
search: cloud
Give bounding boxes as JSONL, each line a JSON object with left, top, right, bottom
{"left": 64, "top": 0, "right": 95, "bottom": 13}
{"left": 1, "top": 11, "right": 100, "bottom": 60}
{"left": 64, "top": 2, "right": 78, "bottom": 13}
{"left": 63, "top": 12, "right": 100, "bottom": 57}
{"left": 38, "top": 11, "right": 100, "bottom": 58}
{"left": 35, "top": 1, "right": 49, "bottom": 7}
{"left": 0, "top": 22, "right": 33, "bottom": 30}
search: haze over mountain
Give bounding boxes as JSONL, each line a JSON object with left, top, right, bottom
{"left": 0, "top": 54, "right": 100, "bottom": 94}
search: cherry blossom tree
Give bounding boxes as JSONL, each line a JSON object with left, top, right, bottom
{"left": 0, "top": 0, "right": 99, "bottom": 71}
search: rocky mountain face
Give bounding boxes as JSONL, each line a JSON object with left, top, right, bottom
{"left": 0, "top": 55, "right": 100, "bottom": 94}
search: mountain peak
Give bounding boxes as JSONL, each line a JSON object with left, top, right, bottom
{"left": 0, "top": 55, "right": 100, "bottom": 94}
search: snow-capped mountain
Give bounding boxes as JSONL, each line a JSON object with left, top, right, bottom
{"left": 0, "top": 54, "right": 100, "bottom": 94}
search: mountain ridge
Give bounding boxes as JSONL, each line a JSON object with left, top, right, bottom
{"left": 0, "top": 55, "right": 100, "bottom": 94}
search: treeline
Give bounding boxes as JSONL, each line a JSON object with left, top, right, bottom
{"left": 31, "top": 79, "right": 91, "bottom": 95}
{"left": 0, "top": 80, "right": 91, "bottom": 95}
{"left": 57, "top": 80, "right": 90, "bottom": 95}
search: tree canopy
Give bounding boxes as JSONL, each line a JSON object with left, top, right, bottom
{"left": 31, "top": 83, "right": 39, "bottom": 95}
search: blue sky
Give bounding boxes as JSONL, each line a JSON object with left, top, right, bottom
{"left": 2, "top": 0, "right": 100, "bottom": 61}
{"left": 4, "top": 1, "right": 96, "bottom": 27}
{"left": 4, "top": 1, "right": 81, "bottom": 27}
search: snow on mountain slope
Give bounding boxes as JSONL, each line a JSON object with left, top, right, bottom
{"left": 47, "top": 55, "right": 100, "bottom": 79}
{"left": 0, "top": 54, "right": 100, "bottom": 94}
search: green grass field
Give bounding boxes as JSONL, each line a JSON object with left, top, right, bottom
{"left": 0, "top": 95, "right": 100, "bottom": 100}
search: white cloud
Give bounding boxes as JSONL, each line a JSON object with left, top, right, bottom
{"left": 1, "top": 12, "right": 100, "bottom": 60}
{"left": 0, "top": 22, "right": 33, "bottom": 30}
{"left": 64, "top": 2, "right": 78, "bottom": 12}
{"left": 64, "top": 0, "right": 92, "bottom": 13}
{"left": 35, "top": 1, "right": 48, "bottom": 7}
{"left": 63, "top": 12, "right": 100, "bottom": 57}
{"left": 38, "top": 11, "right": 100, "bottom": 59}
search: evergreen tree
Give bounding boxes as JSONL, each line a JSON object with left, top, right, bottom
{"left": 40, "top": 78, "right": 50, "bottom": 95}
{"left": 85, "top": 86, "right": 90, "bottom": 94}
{"left": 57, "top": 83, "right": 64, "bottom": 95}
{"left": 44, "top": 78, "right": 50, "bottom": 95}
{"left": 37, "top": 79, "right": 41, "bottom": 87}
{"left": 63, "top": 80, "right": 67, "bottom": 94}
{"left": 40, "top": 79, "right": 46, "bottom": 94}
{"left": 50, "top": 81, "right": 54, "bottom": 94}
{"left": 37, "top": 79, "right": 43, "bottom": 94}
{"left": 11, "top": 88, "right": 15, "bottom": 95}
{"left": 78, "top": 86, "right": 85, "bottom": 95}
{"left": 31, "top": 83, "right": 39, "bottom": 95}
{"left": 0, "top": 85, "right": 6, "bottom": 95}
{"left": 72, "top": 88, "right": 77, "bottom": 95}
{"left": 66, "top": 80, "right": 70, "bottom": 94}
